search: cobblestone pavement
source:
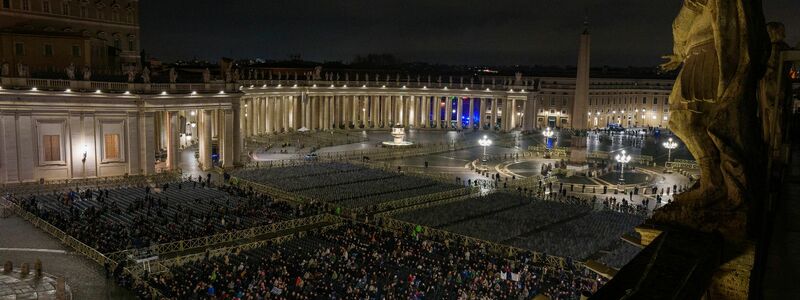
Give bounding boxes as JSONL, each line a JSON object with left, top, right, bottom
{"left": 0, "top": 269, "right": 68, "bottom": 300}
{"left": 0, "top": 215, "right": 135, "bottom": 300}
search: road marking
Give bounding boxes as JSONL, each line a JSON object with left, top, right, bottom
{"left": 0, "top": 248, "right": 68, "bottom": 254}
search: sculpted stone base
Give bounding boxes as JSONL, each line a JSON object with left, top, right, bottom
{"left": 651, "top": 203, "right": 748, "bottom": 241}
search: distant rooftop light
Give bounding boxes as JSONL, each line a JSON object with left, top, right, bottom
{"left": 161, "top": 91, "right": 168, "bottom": 95}
{"left": 31, "top": 87, "right": 38, "bottom": 91}
{"left": 219, "top": 90, "right": 226, "bottom": 94}
{"left": 95, "top": 89, "right": 102, "bottom": 93}
{"left": 191, "top": 91, "right": 197, "bottom": 95}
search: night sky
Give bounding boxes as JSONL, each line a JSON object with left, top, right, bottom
{"left": 140, "top": 0, "right": 800, "bottom": 67}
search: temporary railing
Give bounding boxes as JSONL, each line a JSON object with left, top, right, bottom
{"left": 106, "top": 214, "right": 332, "bottom": 262}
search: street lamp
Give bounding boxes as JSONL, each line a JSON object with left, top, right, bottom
{"left": 615, "top": 150, "right": 632, "bottom": 183}
{"left": 479, "top": 135, "right": 492, "bottom": 162}
{"left": 662, "top": 137, "right": 678, "bottom": 163}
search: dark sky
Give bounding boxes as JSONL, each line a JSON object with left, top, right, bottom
{"left": 140, "top": 0, "right": 800, "bottom": 67}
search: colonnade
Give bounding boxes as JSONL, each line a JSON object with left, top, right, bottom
{"left": 241, "top": 93, "right": 527, "bottom": 134}
{"left": 153, "top": 106, "right": 240, "bottom": 171}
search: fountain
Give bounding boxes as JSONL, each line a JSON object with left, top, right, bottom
{"left": 382, "top": 124, "right": 413, "bottom": 147}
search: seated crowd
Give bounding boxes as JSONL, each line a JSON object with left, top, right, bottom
{"left": 140, "top": 223, "right": 601, "bottom": 299}
{"left": 10, "top": 180, "right": 320, "bottom": 253}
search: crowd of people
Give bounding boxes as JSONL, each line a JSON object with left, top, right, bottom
{"left": 10, "top": 179, "right": 318, "bottom": 253}
{"left": 142, "top": 222, "right": 600, "bottom": 299}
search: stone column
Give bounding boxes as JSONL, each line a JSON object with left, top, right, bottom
{"left": 259, "top": 97, "right": 266, "bottom": 134}
{"left": 468, "top": 97, "right": 475, "bottom": 129}
{"left": 456, "top": 96, "right": 464, "bottom": 129}
{"left": 166, "top": 111, "right": 180, "bottom": 170}
{"left": 266, "top": 97, "right": 273, "bottom": 133}
{"left": 233, "top": 101, "right": 242, "bottom": 165}
{"left": 304, "top": 94, "right": 311, "bottom": 129}
{"left": 479, "top": 98, "right": 487, "bottom": 130}
{"left": 352, "top": 95, "right": 359, "bottom": 127}
{"left": 139, "top": 110, "right": 156, "bottom": 175}
{"left": 421, "top": 96, "right": 428, "bottom": 128}
{"left": 282, "top": 96, "right": 289, "bottom": 132}
{"left": 220, "top": 109, "right": 234, "bottom": 168}
{"left": 492, "top": 98, "right": 499, "bottom": 131}
{"left": 510, "top": 99, "right": 517, "bottom": 129}
{"left": 433, "top": 96, "right": 441, "bottom": 129}
{"left": 199, "top": 109, "right": 212, "bottom": 170}
{"left": 408, "top": 95, "right": 415, "bottom": 127}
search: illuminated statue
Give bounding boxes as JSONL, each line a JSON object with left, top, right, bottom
{"left": 656, "top": 0, "right": 769, "bottom": 236}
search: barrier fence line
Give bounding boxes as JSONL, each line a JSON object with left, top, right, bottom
{"left": 105, "top": 214, "right": 330, "bottom": 262}
{"left": 374, "top": 192, "right": 481, "bottom": 219}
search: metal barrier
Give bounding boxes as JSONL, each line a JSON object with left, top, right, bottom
{"left": 106, "top": 214, "right": 331, "bottom": 262}
{"left": 667, "top": 160, "right": 698, "bottom": 169}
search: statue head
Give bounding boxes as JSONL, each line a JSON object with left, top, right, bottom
{"left": 766, "top": 22, "right": 786, "bottom": 43}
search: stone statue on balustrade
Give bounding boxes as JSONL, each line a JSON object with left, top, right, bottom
{"left": 515, "top": 72, "right": 523, "bottom": 85}
{"left": 169, "top": 68, "right": 177, "bottom": 83}
{"left": 65, "top": 63, "right": 76, "bottom": 80}
{"left": 653, "top": 0, "right": 770, "bottom": 239}
{"left": 1, "top": 61, "right": 9, "bottom": 76}
{"left": 82, "top": 66, "right": 91, "bottom": 81}
{"left": 313, "top": 66, "right": 322, "bottom": 80}
{"left": 141, "top": 67, "right": 151, "bottom": 83}
{"left": 202, "top": 68, "right": 211, "bottom": 83}
{"left": 232, "top": 69, "right": 240, "bottom": 82}
{"left": 126, "top": 66, "right": 136, "bottom": 82}
{"left": 17, "top": 63, "right": 29, "bottom": 77}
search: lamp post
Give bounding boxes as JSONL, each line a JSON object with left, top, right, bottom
{"left": 662, "top": 137, "right": 678, "bottom": 164}
{"left": 479, "top": 135, "right": 492, "bottom": 162}
{"left": 615, "top": 150, "right": 632, "bottom": 183}
{"left": 543, "top": 127, "right": 554, "bottom": 145}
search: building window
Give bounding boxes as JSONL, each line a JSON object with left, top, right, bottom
{"left": 111, "top": 10, "right": 119, "bottom": 21}
{"left": 79, "top": 5, "right": 87, "bottom": 17}
{"left": 113, "top": 39, "right": 121, "bottom": 49}
{"left": 3, "top": 0, "right": 9, "bottom": 9}
{"left": 104, "top": 134, "right": 120, "bottom": 160}
{"left": 14, "top": 43, "right": 25, "bottom": 56}
{"left": 72, "top": 45, "right": 81, "bottom": 57}
{"left": 61, "top": 1, "right": 69, "bottom": 15}
{"left": 126, "top": 11, "right": 133, "bottom": 23}
{"left": 42, "top": 0, "right": 50, "bottom": 12}
{"left": 653, "top": 98, "right": 658, "bottom": 105}
{"left": 642, "top": 97, "right": 647, "bottom": 104}
{"left": 97, "top": 9, "right": 104, "bottom": 19}
{"left": 127, "top": 39, "right": 134, "bottom": 51}
{"left": 43, "top": 44, "right": 53, "bottom": 57}
{"left": 21, "top": 0, "right": 30, "bottom": 10}
{"left": 42, "top": 135, "right": 60, "bottom": 162}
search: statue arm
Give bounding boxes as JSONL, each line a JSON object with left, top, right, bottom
{"left": 661, "top": 4, "right": 696, "bottom": 71}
